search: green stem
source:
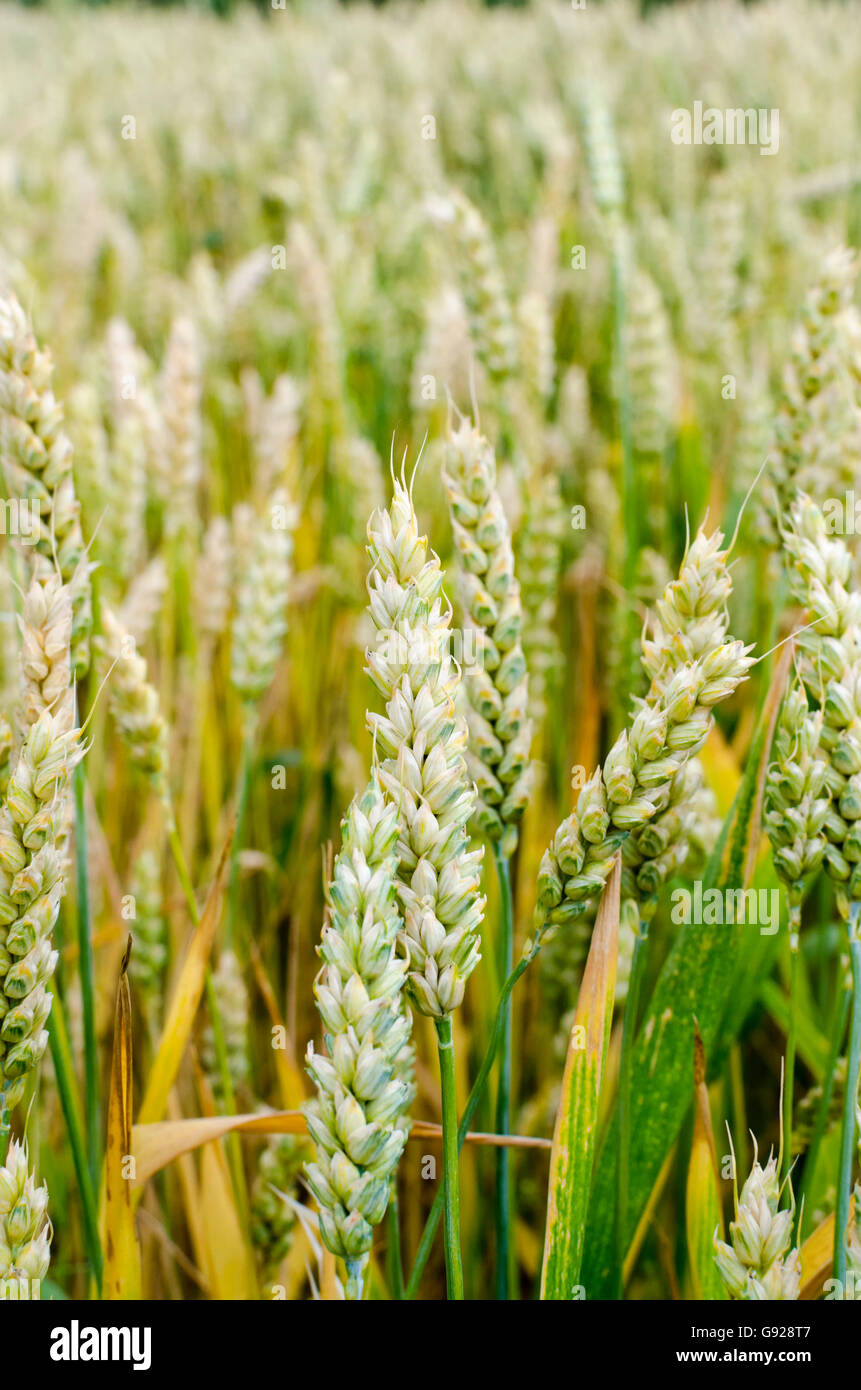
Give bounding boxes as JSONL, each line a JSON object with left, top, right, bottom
{"left": 386, "top": 1183, "right": 405, "bottom": 1300}
{"left": 0, "top": 1108, "right": 9, "bottom": 1167}
{"left": 834, "top": 904, "right": 861, "bottom": 1289}
{"left": 615, "top": 918, "right": 649, "bottom": 1298}
{"left": 435, "top": 1015, "right": 464, "bottom": 1300}
{"left": 800, "top": 974, "right": 850, "bottom": 1235}
{"left": 783, "top": 912, "right": 800, "bottom": 1187}
{"left": 405, "top": 948, "right": 535, "bottom": 1299}
{"left": 493, "top": 843, "right": 514, "bottom": 1300}
{"left": 74, "top": 751, "right": 99, "bottom": 1189}
{"left": 165, "top": 813, "right": 199, "bottom": 925}
{"left": 48, "top": 1010, "right": 103, "bottom": 1292}
{"left": 226, "top": 712, "right": 256, "bottom": 952}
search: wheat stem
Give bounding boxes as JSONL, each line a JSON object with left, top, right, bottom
{"left": 48, "top": 1002, "right": 102, "bottom": 1291}
{"left": 800, "top": 976, "right": 850, "bottom": 1236}
{"left": 615, "top": 918, "right": 649, "bottom": 1298}
{"left": 435, "top": 1015, "right": 464, "bottom": 1299}
{"left": 73, "top": 754, "right": 99, "bottom": 1191}
{"left": 834, "top": 903, "right": 861, "bottom": 1287}
{"left": 493, "top": 842, "right": 514, "bottom": 1300}
{"left": 406, "top": 945, "right": 537, "bottom": 1298}
{"left": 783, "top": 915, "right": 800, "bottom": 1188}
{"left": 226, "top": 711, "right": 255, "bottom": 952}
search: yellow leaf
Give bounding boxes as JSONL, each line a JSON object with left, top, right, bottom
{"left": 686, "top": 1022, "right": 725, "bottom": 1299}
{"left": 198, "top": 1141, "right": 257, "bottom": 1300}
{"left": 132, "top": 1111, "right": 549, "bottom": 1186}
{"left": 137, "top": 829, "right": 232, "bottom": 1127}
{"left": 698, "top": 726, "right": 741, "bottom": 819}
{"left": 249, "top": 941, "right": 306, "bottom": 1109}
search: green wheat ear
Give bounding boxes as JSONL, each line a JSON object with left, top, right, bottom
{"left": 303, "top": 775, "right": 414, "bottom": 1290}
{"left": 442, "top": 418, "right": 534, "bottom": 855}
{"left": 365, "top": 474, "right": 485, "bottom": 1018}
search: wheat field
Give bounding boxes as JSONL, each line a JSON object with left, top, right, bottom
{"left": 1, "top": 0, "right": 861, "bottom": 1305}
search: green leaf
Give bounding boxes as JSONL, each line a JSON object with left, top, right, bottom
{"left": 581, "top": 645, "right": 792, "bottom": 1298}
{"left": 541, "top": 855, "right": 621, "bottom": 1299}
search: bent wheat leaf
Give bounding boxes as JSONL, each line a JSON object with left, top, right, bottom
{"left": 103, "top": 939, "right": 141, "bottom": 1299}
{"left": 199, "top": 1141, "right": 258, "bottom": 1300}
{"left": 541, "top": 854, "right": 621, "bottom": 1299}
{"left": 685, "top": 1024, "right": 725, "bottom": 1299}
{"left": 137, "top": 828, "right": 232, "bottom": 1126}
{"left": 132, "top": 1112, "right": 548, "bottom": 1186}
{"left": 582, "top": 647, "right": 790, "bottom": 1297}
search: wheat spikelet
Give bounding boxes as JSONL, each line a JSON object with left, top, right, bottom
{"left": 764, "top": 682, "right": 830, "bottom": 926}
{"left": 120, "top": 556, "right": 169, "bottom": 649}
{"left": 627, "top": 269, "right": 677, "bottom": 459}
{"left": 579, "top": 87, "right": 624, "bottom": 217}
{"left": 195, "top": 517, "right": 233, "bottom": 645}
{"left": 442, "top": 420, "right": 533, "bottom": 853}
{"left": 161, "top": 315, "right": 202, "bottom": 536}
{"left": 230, "top": 489, "right": 296, "bottom": 709}
{"left": 0, "top": 294, "right": 92, "bottom": 676}
{"left": 516, "top": 290, "right": 555, "bottom": 406}
{"left": 429, "top": 189, "right": 517, "bottom": 383}
{"left": 714, "top": 1146, "right": 801, "bottom": 1301}
{"left": 0, "top": 709, "right": 83, "bottom": 1111}
{"left": 780, "top": 495, "right": 861, "bottom": 916}
{"left": 517, "top": 464, "right": 565, "bottom": 725}
{"left": 19, "top": 574, "right": 75, "bottom": 735}
{"left": 411, "top": 288, "right": 475, "bottom": 416}
{"left": 128, "top": 849, "right": 167, "bottom": 1032}
{"left": 202, "top": 949, "right": 249, "bottom": 1099}
{"left": 304, "top": 776, "right": 413, "bottom": 1288}
{"left": 769, "top": 249, "right": 859, "bottom": 527}
{"left": 251, "top": 1134, "right": 306, "bottom": 1286}
{"left": 0, "top": 1138, "right": 50, "bottom": 1294}
{"left": 534, "top": 525, "right": 753, "bottom": 944}
{"left": 96, "top": 603, "right": 169, "bottom": 794}
{"left": 365, "top": 476, "right": 484, "bottom": 1016}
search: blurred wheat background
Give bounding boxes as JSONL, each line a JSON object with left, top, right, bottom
{"left": 2, "top": 0, "right": 861, "bottom": 1302}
